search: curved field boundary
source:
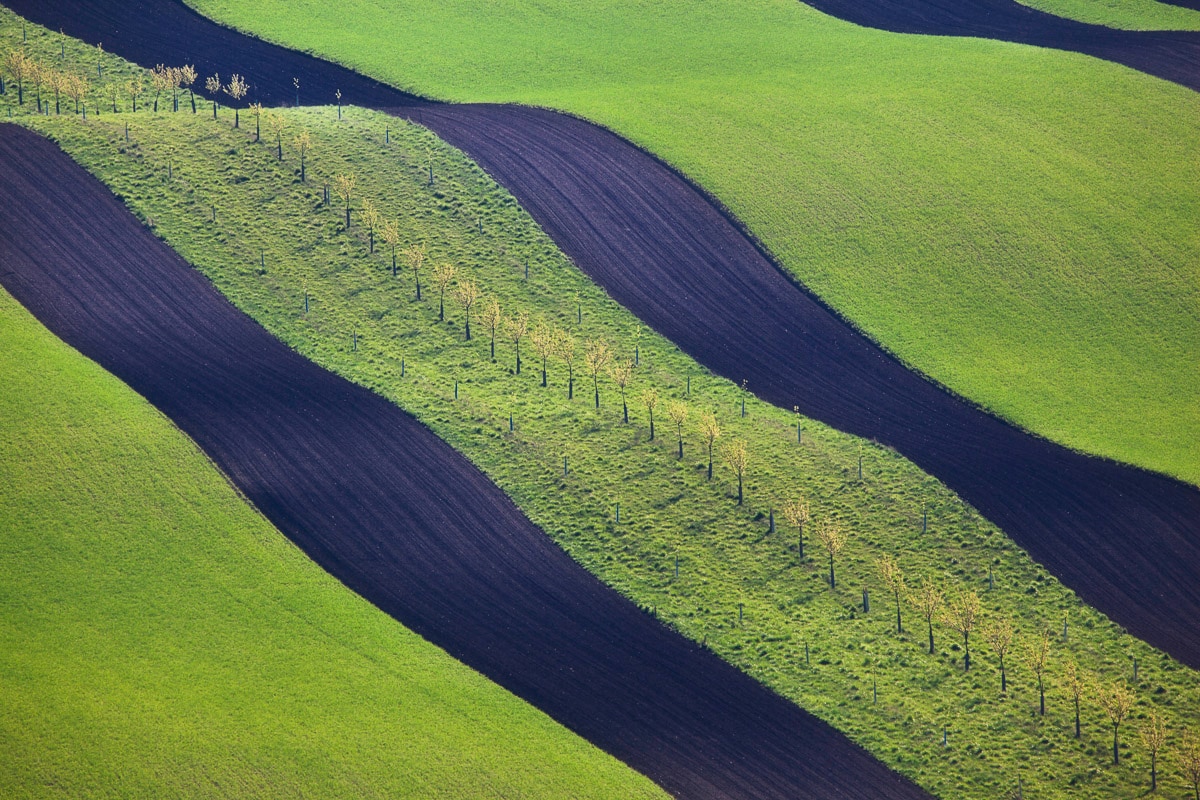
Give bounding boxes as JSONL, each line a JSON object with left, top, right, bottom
{"left": 796, "top": 0, "right": 1200, "bottom": 89}
{"left": 0, "top": 125, "right": 931, "bottom": 800}
{"left": 10, "top": 0, "right": 1200, "bottom": 667}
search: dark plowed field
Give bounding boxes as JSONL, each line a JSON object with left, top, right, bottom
{"left": 0, "top": 125, "right": 932, "bottom": 799}
{"left": 10, "top": 0, "right": 1200, "bottom": 668}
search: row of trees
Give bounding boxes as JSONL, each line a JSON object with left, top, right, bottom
{"left": 2, "top": 49, "right": 91, "bottom": 114}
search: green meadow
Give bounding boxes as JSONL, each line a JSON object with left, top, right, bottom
{"left": 5, "top": 12, "right": 1197, "bottom": 790}
{"left": 0, "top": 283, "right": 666, "bottom": 799}
{"left": 1017, "top": 0, "right": 1200, "bottom": 31}
{"left": 183, "top": 0, "right": 1200, "bottom": 487}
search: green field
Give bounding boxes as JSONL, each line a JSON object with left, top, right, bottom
{"left": 6, "top": 13, "right": 1198, "bottom": 792}
{"left": 0, "top": 284, "right": 667, "bottom": 799}
{"left": 182, "top": 0, "right": 1200, "bottom": 487}
{"left": 1017, "top": 0, "right": 1200, "bottom": 30}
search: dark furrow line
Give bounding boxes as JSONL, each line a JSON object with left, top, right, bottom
{"left": 9, "top": 0, "right": 1199, "bottom": 704}
{"left": 0, "top": 124, "right": 931, "bottom": 800}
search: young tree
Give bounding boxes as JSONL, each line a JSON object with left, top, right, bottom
{"left": 781, "top": 497, "right": 810, "bottom": 559}
{"left": 454, "top": 278, "right": 480, "bottom": 340}
{"left": 1181, "top": 729, "right": 1200, "bottom": 800}
{"left": 1024, "top": 629, "right": 1051, "bottom": 715}
{"left": 404, "top": 242, "right": 426, "bottom": 300}
{"left": 641, "top": 387, "right": 659, "bottom": 439}
{"left": 530, "top": 323, "right": 554, "bottom": 386}
{"left": 505, "top": 311, "right": 529, "bottom": 375}
{"left": 65, "top": 73, "right": 88, "bottom": 114}
{"left": 433, "top": 262, "right": 456, "bottom": 321}
{"left": 481, "top": 299, "right": 502, "bottom": 360}
{"left": 700, "top": 412, "right": 720, "bottom": 479}
{"left": 30, "top": 59, "right": 44, "bottom": 111}
{"left": 610, "top": 360, "right": 633, "bottom": 423}
{"left": 267, "top": 110, "right": 286, "bottom": 159}
{"left": 724, "top": 441, "right": 752, "bottom": 509}
{"left": 150, "top": 63, "right": 168, "bottom": 112}
{"left": 555, "top": 328, "right": 577, "bottom": 398}
{"left": 334, "top": 173, "right": 356, "bottom": 230}
{"left": 46, "top": 68, "right": 65, "bottom": 114}
{"left": 982, "top": 617, "right": 1015, "bottom": 693}
{"left": 1063, "top": 658, "right": 1087, "bottom": 739}
{"left": 248, "top": 101, "right": 263, "bottom": 141}
{"left": 292, "top": 129, "right": 311, "bottom": 183}
{"left": 204, "top": 73, "right": 220, "bottom": 117}
{"left": 361, "top": 198, "right": 381, "bottom": 254}
{"left": 942, "top": 589, "right": 981, "bottom": 671}
{"left": 1098, "top": 682, "right": 1135, "bottom": 766}
{"left": 878, "top": 555, "right": 906, "bottom": 635}
{"left": 104, "top": 80, "right": 120, "bottom": 113}
{"left": 223, "top": 73, "right": 247, "bottom": 127}
{"left": 910, "top": 579, "right": 943, "bottom": 655}
{"left": 167, "top": 65, "right": 182, "bottom": 111}
{"left": 1141, "top": 710, "right": 1167, "bottom": 793}
{"left": 667, "top": 401, "right": 688, "bottom": 458}
{"left": 814, "top": 519, "right": 846, "bottom": 588}
{"left": 127, "top": 76, "right": 144, "bottom": 113}
{"left": 179, "top": 64, "right": 197, "bottom": 112}
{"left": 3, "top": 50, "right": 28, "bottom": 105}
{"left": 381, "top": 218, "right": 400, "bottom": 275}
{"left": 584, "top": 339, "right": 612, "bottom": 409}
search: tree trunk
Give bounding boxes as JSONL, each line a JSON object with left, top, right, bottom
{"left": 1074, "top": 698, "right": 1081, "bottom": 738}
{"left": 1039, "top": 681, "right": 1045, "bottom": 716}
{"left": 1113, "top": 726, "right": 1119, "bottom": 766}
{"left": 623, "top": 398, "right": 628, "bottom": 423}
{"left": 300, "top": 156, "right": 306, "bottom": 183}
{"left": 648, "top": 410, "right": 653, "bottom": 439}
{"left": 391, "top": 250, "right": 396, "bottom": 276}
{"left": 369, "top": 231, "right": 374, "bottom": 253}
{"left": 255, "top": 116, "right": 260, "bottom": 141}
{"left": 190, "top": 91, "right": 196, "bottom": 113}
{"left": 707, "top": 445, "right": 713, "bottom": 479}
{"left": 541, "top": 360, "right": 547, "bottom": 387}
{"left": 895, "top": 594, "right": 902, "bottom": 634}
{"left": 515, "top": 342, "right": 521, "bottom": 375}
{"left": 798, "top": 524, "right": 804, "bottom": 559}
{"left": 677, "top": 433, "right": 683, "bottom": 459}
{"left": 963, "top": 635, "right": 970, "bottom": 671}
{"left": 828, "top": 553, "right": 835, "bottom": 587}
{"left": 464, "top": 314, "right": 471, "bottom": 341}
{"left": 277, "top": 138, "right": 282, "bottom": 160}
{"left": 1151, "top": 751, "right": 1156, "bottom": 792}
{"left": 927, "top": 621, "right": 935, "bottom": 654}
{"left": 737, "top": 474, "right": 743, "bottom": 505}
{"left": 415, "top": 273, "right": 421, "bottom": 300}
{"left": 1000, "top": 659, "right": 1006, "bottom": 693}
{"left": 567, "top": 371, "right": 573, "bottom": 399}
{"left": 490, "top": 334, "right": 495, "bottom": 360}
{"left": 593, "top": 378, "right": 599, "bottom": 409}
{"left": 438, "top": 295, "right": 444, "bottom": 320}
{"left": 212, "top": 100, "right": 216, "bottom": 118}
{"left": 234, "top": 107, "right": 240, "bottom": 128}
{"left": 345, "top": 204, "right": 351, "bottom": 229}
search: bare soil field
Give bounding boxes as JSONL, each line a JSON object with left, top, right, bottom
{"left": 9, "top": 0, "right": 1200, "bottom": 671}
{"left": 0, "top": 124, "right": 932, "bottom": 799}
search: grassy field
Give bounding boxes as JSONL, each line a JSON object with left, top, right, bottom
{"left": 1017, "top": 0, "right": 1200, "bottom": 30}
{"left": 6, "top": 18, "right": 1197, "bottom": 795}
{"left": 180, "top": 0, "right": 1200, "bottom": 487}
{"left": 0, "top": 286, "right": 668, "bottom": 799}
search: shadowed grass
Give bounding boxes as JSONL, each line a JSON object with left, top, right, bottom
{"left": 1016, "top": 0, "right": 1200, "bottom": 30}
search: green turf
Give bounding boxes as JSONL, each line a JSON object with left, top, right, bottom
{"left": 0, "top": 284, "right": 668, "bottom": 799}
{"left": 7, "top": 22, "right": 1198, "bottom": 790}
{"left": 177, "top": 0, "right": 1200, "bottom": 487}
{"left": 1016, "top": 0, "right": 1200, "bottom": 30}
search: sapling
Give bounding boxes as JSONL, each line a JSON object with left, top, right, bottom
{"left": 700, "top": 412, "right": 720, "bottom": 479}
{"left": 584, "top": 339, "right": 613, "bottom": 409}
{"left": 1063, "top": 659, "right": 1086, "bottom": 738}
{"left": 454, "top": 278, "right": 479, "bottom": 340}
{"left": 723, "top": 439, "right": 749, "bottom": 506}
{"left": 1024, "top": 629, "right": 1051, "bottom": 714}
{"left": 814, "top": 518, "right": 846, "bottom": 587}
{"left": 782, "top": 498, "right": 809, "bottom": 559}
{"left": 1140, "top": 710, "right": 1166, "bottom": 793}
{"left": 908, "top": 579, "right": 943, "bottom": 655}
{"left": 204, "top": 73, "right": 219, "bottom": 117}
{"left": 381, "top": 219, "right": 400, "bottom": 275}
{"left": 667, "top": 401, "right": 688, "bottom": 458}
{"left": 531, "top": 323, "right": 554, "bottom": 385}
{"left": 942, "top": 589, "right": 981, "bottom": 671}
{"left": 180, "top": 64, "right": 197, "bottom": 112}
{"left": 223, "top": 73, "right": 247, "bottom": 127}
{"left": 267, "top": 110, "right": 285, "bottom": 159}
{"left": 361, "top": 198, "right": 381, "bottom": 254}
{"left": 292, "top": 129, "right": 312, "bottom": 182}
{"left": 404, "top": 242, "right": 427, "bottom": 300}
{"left": 505, "top": 311, "right": 529, "bottom": 375}
{"left": 432, "top": 262, "right": 456, "bottom": 321}
{"left": 1098, "top": 682, "right": 1134, "bottom": 766}
{"left": 481, "top": 299, "right": 502, "bottom": 360}
{"left": 877, "top": 555, "right": 906, "bottom": 634}
{"left": 610, "top": 360, "right": 633, "bottom": 423}
{"left": 983, "top": 617, "right": 1015, "bottom": 693}
{"left": 334, "top": 173, "right": 356, "bottom": 230}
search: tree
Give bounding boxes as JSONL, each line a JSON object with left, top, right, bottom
{"left": 941, "top": 589, "right": 981, "bottom": 671}
{"left": 667, "top": 400, "right": 688, "bottom": 458}
{"left": 248, "top": 101, "right": 263, "bottom": 141}
{"left": 505, "top": 311, "right": 529, "bottom": 374}
{"left": 166, "top": 66, "right": 182, "bottom": 111}
{"left": 433, "top": 262, "right": 456, "bottom": 321}
{"left": 334, "top": 173, "right": 356, "bottom": 230}
{"left": 65, "top": 73, "right": 88, "bottom": 115}
{"left": 814, "top": 518, "right": 846, "bottom": 587}
{"left": 641, "top": 387, "right": 659, "bottom": 439}
{"left": 404, "top": 242, "right": 426, "bottom": 300}
{"left": 1140, "top": 710, "right": 1166, "bottom": 793}
{"left": 1098, "top": 682, "right": 1134, "bottom": 766}
{"left": 127, "top": 76, "right": 144, "bottom": 113}
{"left": 481, "top": 299, "right": 502, "bottom": 360}
{"left": 531, "top": 323, "right": 554, "bottom": 385}
{"left": 46, "top": 68, "right": 65, "bottom": 114}
{"left": 723, "top": 439, "right": 750, "bottom": 507}
{"left": 910, "top": 579, "right": 943, "bottom": 655}
{"left": 584, "top": 339, "right": 612, "bottom": 409}
{"left": 1181, "top": 729, "right": 1200, "bottom": 800}
{"left": 878, "top": 555, "right": 906, "bottom": 635}
{"left": 555, "top": 328, "right": 577, "bottom": 397}
{"left": 292, "top": 129, "right": 312, "bottom": 182}
{"left": 29, "top": 59, "right": 44, "bottom": 110}
{"left": 381, "top": 219, "right": 400, "bottom": 275}
{"left": 700, "top": 412, "right": 720, "bottom": 478}
{"left": 361, "top": 198, "right": 381, "bottom": 254}
{"left": 1063, "top": 659, "right": 1087, "bottom": 739}
{"left": 610, "top": 360, "right": 633, "bottom": 423}
{"left": 204, "top": 73, "right": 220, "bottom": 117}
{"left": 982, "top": 617, "right": 1015, "bottom": 693}
{"left": 223, "top": 73, "right": 247, "bottom": 127}
{"left": 454, "top": 278, "right": 480, "bottom": 340}
{"left": 179, "top": 64, "right": 197, "bottom": 112}
{"left": 267, "top": 110, "right": 286, "bottom": 159}
{"left": 150, "top": 63, "right": 169, "bottom": 112}
{"left": 3, "top": 50, "right": 28, "bottom": 105}
{"left": 1024, "top": 629, "right": 1051, "bottom": 715}
{"left": 104, "top": 80, "right": 121, "bottom": 113}
{"left": 781, "top": 497, "right": 810, "bottom": 559}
